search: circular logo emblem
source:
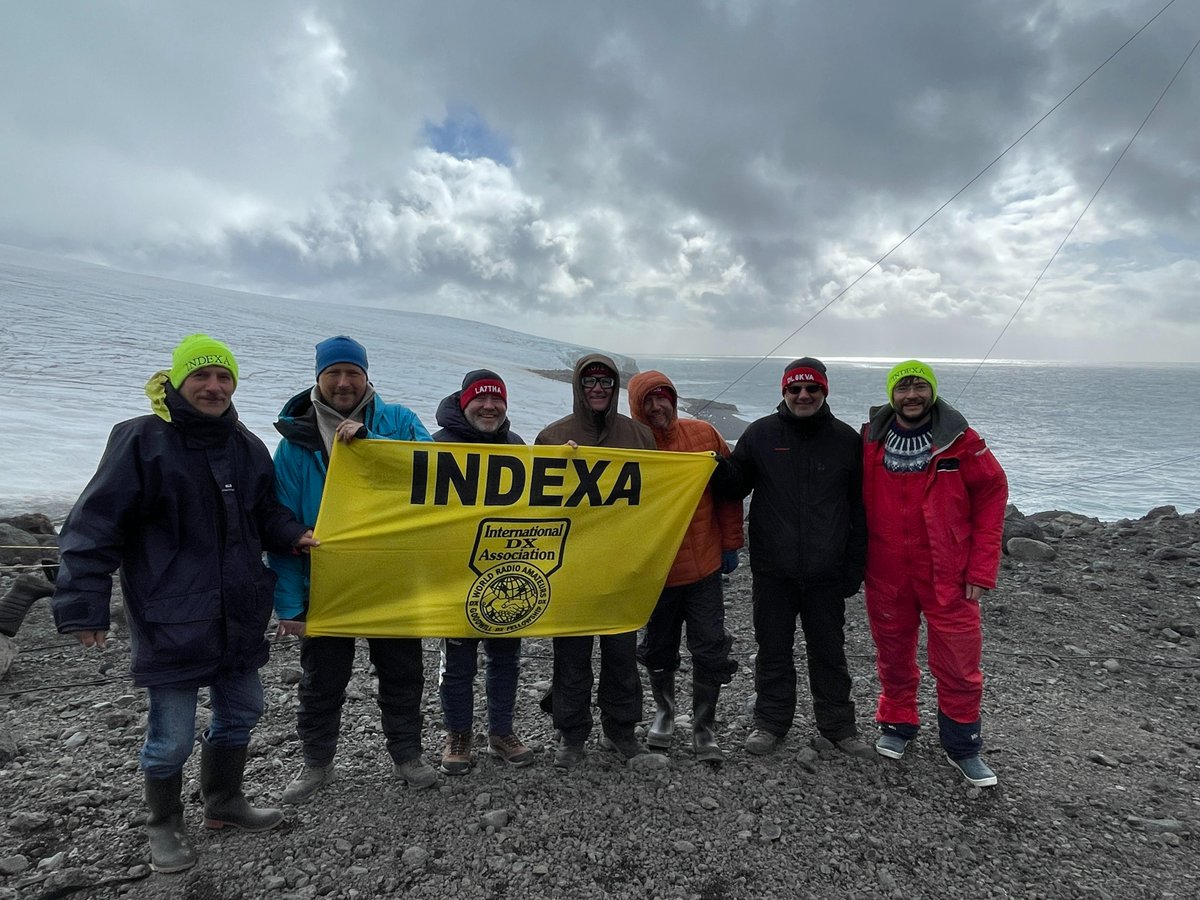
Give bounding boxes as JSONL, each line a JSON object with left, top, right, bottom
{"left": 465, "top": 563, "right": 551, "bottom": 635}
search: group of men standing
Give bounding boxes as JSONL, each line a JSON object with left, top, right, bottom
{"left": 50, "top": 334, "right": 1006, "bottom": 875}
{"left": 712, "top": 356, "right": 1007, "bottom": 793}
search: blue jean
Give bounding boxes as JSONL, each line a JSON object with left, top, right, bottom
{"left": 140, "top": 668, "right": 265, "bottom": 778}
{"left": 438, "top": 637, "right": 521, "bottom": 734}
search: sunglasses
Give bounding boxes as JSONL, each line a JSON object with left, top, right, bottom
{"left": 581, "top": 376, "right": 615, "bottom": 389}
{"left": 786, "top": 384, "right": 823, "bottom": 395}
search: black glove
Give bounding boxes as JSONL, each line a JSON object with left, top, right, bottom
{"left": 720, "top": 549, "right": 740, "bottom": 575}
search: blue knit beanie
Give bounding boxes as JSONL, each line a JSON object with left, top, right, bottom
{"left": 315, "top": 335, "right": 368, "bottom": 378}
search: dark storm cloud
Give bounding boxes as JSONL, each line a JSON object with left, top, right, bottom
{"left": 0, "top": 0, "right": 1197, "bottom": 359}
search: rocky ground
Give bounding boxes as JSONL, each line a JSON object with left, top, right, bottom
{"left": 1, "top": 507, "right": 1198, "bottom": 900}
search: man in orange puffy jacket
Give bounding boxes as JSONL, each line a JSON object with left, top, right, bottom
{"left": 862, "top": 360, "right": 1007, "bottom": 787}
{"left": 628, "top": 371, "right": 744, "bottom": 764}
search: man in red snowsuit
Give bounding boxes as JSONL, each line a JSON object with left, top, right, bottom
{"left": 862, "top": 360, "right": 1007, "bottom": 787}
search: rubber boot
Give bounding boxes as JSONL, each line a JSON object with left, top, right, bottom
{"left": 0, "top": 573, "right": 54, "bottom": 637}
{"left": 144, "top": 773, "right": 197, "bottom": 873}
{"left": 646, "top": 669, "right": 676, "bottom": 750}
{"left": 199, "top": 737, "right": 283, "bottom": 832}
{"left": 692, "top": 680, "right": 724, "bottom": 765}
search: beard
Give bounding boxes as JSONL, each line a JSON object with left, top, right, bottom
{"left": 896, "top": 401, "right": 932, "bottom": 425}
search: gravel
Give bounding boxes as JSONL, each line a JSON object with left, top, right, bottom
{"left": 1, "top": 506, "right": 1198, "bottom": 899}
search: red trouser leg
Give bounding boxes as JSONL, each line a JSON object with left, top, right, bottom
{"left": 923, "top": 594, "right": 983, "bottom": 725}
{"left": 865, "top": 580, "right": 922, "bottom": 727}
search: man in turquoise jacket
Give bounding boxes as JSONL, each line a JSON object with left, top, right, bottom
{"left": 270, "top": 335, "right": 437, "bottom": 803}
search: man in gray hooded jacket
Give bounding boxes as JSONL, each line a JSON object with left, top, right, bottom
{"left": 535, "top": 353, "right": 656, "bottom": 768}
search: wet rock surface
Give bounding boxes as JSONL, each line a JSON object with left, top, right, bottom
{"left": 0, "top": 506, "right": 1197, "bottom": 899}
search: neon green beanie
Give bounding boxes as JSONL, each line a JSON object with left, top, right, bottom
{"left": 886, "top": 359, "right": 937, "bottom": 404}
{"left": 169, "top": 334, "right": 239, "bottom": 388}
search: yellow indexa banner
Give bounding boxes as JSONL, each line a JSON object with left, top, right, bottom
{"left": 306, "top": 440, "right": 717, "bottom": 638}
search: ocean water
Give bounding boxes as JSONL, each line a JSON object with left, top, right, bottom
{"left": 639, "top": 355, "right": 1200, "bottom": 522}
{"left": 0, "top": 247, "right": 613, "bottom": 519}
{"left": 1, "top": 246, "right": 1195, "bottom": 523}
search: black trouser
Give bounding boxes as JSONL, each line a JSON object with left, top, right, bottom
{"left": 296, "top": 636, "right": 425, "bottom": 765}
{"left": 751, "top": 572, "right": 856, "bottom": 741}
{"left": 551, "top": 632, "right": 642, "bottom": 744}
{"left": 637, "top": 572, "right": 737, "bottom": 687}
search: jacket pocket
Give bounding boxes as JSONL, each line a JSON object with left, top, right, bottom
{"left": 140, "top": 589, "right": 224, "bottom": 667}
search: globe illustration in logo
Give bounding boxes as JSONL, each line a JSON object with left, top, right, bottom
{"left": 479, "top": 573, "right": 540, "bottom": 627}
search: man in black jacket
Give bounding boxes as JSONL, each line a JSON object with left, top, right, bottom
{"left": 716, "top": 357, "right": 871, "bottom": 758}
{"left": 431, "top": 369, "right": 533, "bottom": 775}
{"left": 52, "top": 334, "right": 316, "bottom": 874}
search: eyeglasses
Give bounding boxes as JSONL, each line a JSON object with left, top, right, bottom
{"left": 786, "top": 384, "right": 823, "bottom": 395}
{"left": 581, "top": 376, "right": 615, "bottom": 389}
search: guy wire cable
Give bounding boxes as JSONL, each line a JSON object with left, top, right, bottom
{"left": 954, "top": 28, "right": 1200, "bottom": 402}
{"left": 691, "top": 0, "right": 1185, "bottom": 416}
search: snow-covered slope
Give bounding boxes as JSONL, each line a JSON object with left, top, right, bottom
{"left": 0, "top": 245, "right": 634, "bottom": 515}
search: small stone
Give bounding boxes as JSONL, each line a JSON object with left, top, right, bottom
{"left": 43, "top": 870, "right": 90, "bottom": 893}
{"left": 103, "top": 711, "right": 137, "bottom": 729}
{"left": 37, "top": 851, "right": 65, "bottom": 871}
{"left": 1087, "top": 751, "right": 1121, "bottom": 767}
{"left": 532, "top": 864, "right": 549, "bottom": 876}
{"left": 264, "top": 875, "right": 287, "bottom": 890}
{"left": 629, "top": 752, "right": 669, "bottom": 771}
{"left": 699, "top": 797, "right": 719, "bottom": 810}
{"left": 9, "top": 811, "right": 50, "bottom": 833}
{"left": 279, "top": 667, "right": 304, "bottom": 685}
{"left": 64, "top": 732, "right": 88, "bottom": 749}
{"left": 1006, "top": 538, "right": 1057, "bottom": 561}
{"left": 1125, "top": 816, "right": 1187, "bottom": 834}
{"left": 0, "top": 636, "right": 16, "bottom": 680}
{"left": 1040, "top": 583, "right": 1064, "bottom": 595}
{"left": 0, "top": 856, "right": 29, "bottom": 876}
{"left": 474, "top": 792, "right": 492, "bottom": 809}
{"left": 1160, "top": 628, "right": 1181, "bottom": 642}
{"left": 401, "top": 846, "right": 429, "bottom": 868}
{"left": 1152, "top": 547, "right": 1193, "bottom": 561}
{"left": 760, "top": 821, "right": 782, "bottom": 841}
{"left": 1102, "top": 659, "right": 1121, "bottom": 673}
{"left": 673, "top": 841, "right": 696, "bottom": 854}
{"left": 481, "top": 809, "right": 509, "bottom": 829}
{"left": 795, "top": 746, "right": 819, "bottom": 774}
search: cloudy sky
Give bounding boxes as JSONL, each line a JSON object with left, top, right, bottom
{"left": 2, "top": 1, "right": 1198, "bottom": 362}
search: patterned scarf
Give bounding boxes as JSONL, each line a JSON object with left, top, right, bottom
{"left": 883, "top": 419, "right": 932, "bottom": 473}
